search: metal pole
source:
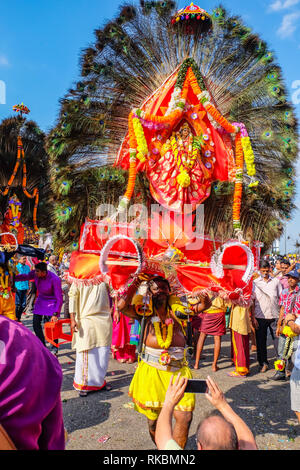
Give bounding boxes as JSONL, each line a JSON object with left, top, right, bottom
{"left": 285, "top": 223, "right": 287, "bottom": 255}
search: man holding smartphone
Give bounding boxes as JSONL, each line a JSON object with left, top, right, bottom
{"left": 155, "top": 374, "right": 257, "bottom": 450}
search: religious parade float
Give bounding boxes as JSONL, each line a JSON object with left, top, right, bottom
{"left": 48, "top": 2, "right": 298, "bottom": 307}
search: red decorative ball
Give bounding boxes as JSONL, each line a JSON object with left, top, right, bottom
{"left": 210, "top": 286, "right": 220, "bottom": 292}
{"left": 229, "top": 292, "right": 240, "bottom": 300}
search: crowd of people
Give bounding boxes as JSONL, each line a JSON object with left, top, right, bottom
{"left": 0, "top": 251, "right": 300, "bottom": 450}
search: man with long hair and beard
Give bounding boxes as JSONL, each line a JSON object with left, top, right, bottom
{"left": 118, "top": 275, "right": 208, "bottom": 449}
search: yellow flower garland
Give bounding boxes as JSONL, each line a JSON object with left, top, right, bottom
{"left": 177, "top": 171, "right": 190, "bottom": 188}
{"left": 152, "top": 317, "right": 174, "bottom": 349}
{"left": 241, "top": 136, "right": 256, "bottom": 177}
{"left": 132, "top": 117, "right": 148, "bottom": 162}
{"left": 170, "top": 134, "right": 199, "bottom": 188}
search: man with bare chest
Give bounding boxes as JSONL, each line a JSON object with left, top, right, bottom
{"left": 118, "top": 276, "right": 201, "bottom": 448}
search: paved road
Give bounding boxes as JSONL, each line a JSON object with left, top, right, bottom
{"left": 23, "top": 314, "right": 300, "bottom": 450}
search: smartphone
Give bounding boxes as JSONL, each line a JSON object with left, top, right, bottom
{"left": 185, "top": 379, "right": 207, "bottom": 394}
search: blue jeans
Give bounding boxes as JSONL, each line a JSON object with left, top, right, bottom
{"left": 15, "top": 289, "right": 27, "bottom": 321}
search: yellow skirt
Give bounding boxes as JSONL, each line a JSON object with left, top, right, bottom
{"left": 128, "top": 360, "right": 195, "bottom": 420}
{"left": 0, "top": 295, "right": 16, "bottom": 321}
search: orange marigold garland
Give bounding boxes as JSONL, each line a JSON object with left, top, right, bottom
{"left": 118, "top": 112, "right": 138, "bottom": 210}
{"left": 181, "top": 73, "right": 190, "bottom": 102}
{"left": 233, "top": 133, "right": 244, "bottom": 232}
{"left": 0, "top": 136, "right": 23, "bottom": 196}
{"left": 124, "top": 158, "right": 137, "bottom": 200}
{"left": 204, "top": 103, "right": 237, "bottom": 134}
{"left": 188, "top": 67, "right": 202, "bottom": 96}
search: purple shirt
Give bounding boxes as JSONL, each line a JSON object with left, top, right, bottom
{"left": 0, "top": 317, "right": 65, "bottom": 449}
{"left": 15, "top": 270, "right": 63, "bottom": 316}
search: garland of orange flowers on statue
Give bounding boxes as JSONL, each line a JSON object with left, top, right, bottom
{"left": 118, "top": 112, "right": 138, "bottom": 210}
{"left": 187, "top": 68, "right": 238, "bottom": 134}
{"left": 181, "top": 73, "right": 190, "bottom": 102}
{"left": 232, "top": 133, "right": 244, "bottom": 231}
{"left": 124, "top": 159, "right": 137, "bottom": 201}
{"left": 204, "top": 103, "right": 237, "bottom": 134}
{"left": 187, "top": 67, "right": 200, "bottom": 94}
{"left": 139, "top": 108, "right": 183, "bottom": 124}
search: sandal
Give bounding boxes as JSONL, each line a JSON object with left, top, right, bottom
{"left": 227, "top": 371, "right": 242, "bottom": 377}
{"left": 79, "top": 391, "right": 88, "bottom": 397}
{"left": 102, "top": 383, "right": 112, "bottom": 391}
{"left": 96, "top": 383, "right": 112, "bottom": 392}
{"left": 227, "top": 371, "right": 247, "bottom": 378}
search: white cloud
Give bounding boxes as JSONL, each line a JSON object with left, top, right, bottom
{"left": 270, "top": 0, "right": 300, "bottom": 11}
{"left": 0, "top": 54, "right": 9, "bottom": 67}
{"left": 292, "top": 79, "right": 300, "bottom": 105}
{"left": 277, "top": 11, "right": 300, "bottom": 37}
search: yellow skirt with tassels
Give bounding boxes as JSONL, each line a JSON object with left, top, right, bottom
{"left": 0, "top": 295, "right": 16, "bottom": 321}
{"left": 128, "top": 360, "right": 195, "bottom": 420}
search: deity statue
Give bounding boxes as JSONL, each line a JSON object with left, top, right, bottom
{"left": 147, "top": 121, "right": 215, "bottom": 212}
{"left": 0, "top": 194, "right": 24, "bottom": 244}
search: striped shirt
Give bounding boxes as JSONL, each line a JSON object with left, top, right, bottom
{"left": 280, "top": 286, "right": 300, "bottom": 316}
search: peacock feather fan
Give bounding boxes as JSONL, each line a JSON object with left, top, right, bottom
{"left": 47, "top": 1, "right": 299, "bottom": 251}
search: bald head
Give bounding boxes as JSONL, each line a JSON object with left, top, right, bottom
{"left": 49, "top": 255, "right": 58, "bottom": 265}
{"left": 196, "top": 412, "right": 238, "bottom": 450}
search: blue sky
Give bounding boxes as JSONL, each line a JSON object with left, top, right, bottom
{"left": 0, "top": 0, "right": 299, "bottom": 251}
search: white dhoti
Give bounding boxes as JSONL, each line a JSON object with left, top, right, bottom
{"left": 73, "top": 346, "right": 110, "bottom": 392}
{"left": 69, "top": 282, "right": 113, "bottom": 394}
